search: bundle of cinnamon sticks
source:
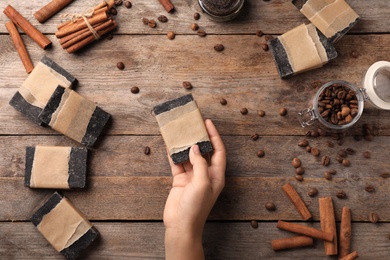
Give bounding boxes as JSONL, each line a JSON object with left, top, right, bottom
{"left": 56, "top": 0, "right": 117, "bottom": 53}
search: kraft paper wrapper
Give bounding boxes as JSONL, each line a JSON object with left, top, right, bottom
{"left": 156, "top": 101, "right": 209, "bottom": 155}
{"left": 37, "top": 197, "right": 92, "bottom": 251}
{"left": 30, "top": 146, "right": 70, "bottom": 189}
{"left": 279, "top": 24, "right": 325, "bottom": 73}
{"left": 301, "top": 0, "right": 359, "bottom": 38}
{"left": 18, "top": 61, "right": 73, "bottom": 108}
{"left": 49, "top": 89, "right": 96, "bottom": 143}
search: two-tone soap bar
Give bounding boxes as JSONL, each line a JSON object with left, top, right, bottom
{"left": 9, "top": 56, "right": 77, "bottom": 125}
{"left": 269, "top": 23, "right": 337, "bottom": 79}
{"left": 292, "top": 0, "right": 360, "bottom": 43}
{"left": 153, "top": 94, "right": 213, "bottom": 164}
{"left": 39, "top": 86, "right": 111, "bottom": 147}
{"left": 31, "top": 192, "right": 98, "bottom": 260}
{"left": 25, "top": 146, "right": 87, "bottom": 189}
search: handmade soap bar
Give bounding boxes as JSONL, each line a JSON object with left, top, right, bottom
{"left": 153, "top": 94, "right": 213, "bottom": 164}
{"left": 292, "top": 0, "right": 359, "bottom": 43}
{"left": 31, "top": 192, "right": 98, "bottom": 260}
{"left": 25, "top": 145, "right": 87, "bottom": 189}
{"left": 39, "top": 86, "right": 111, "bottom": 147}
{"left": 9, "top": 56, "right": 77, "bottom": 125}
{"left": 269, "top": 23, "right": 337, "bottom": 79}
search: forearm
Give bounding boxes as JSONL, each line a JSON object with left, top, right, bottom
{"left": 165, "top": 228, "right": 205, "bottom": 260}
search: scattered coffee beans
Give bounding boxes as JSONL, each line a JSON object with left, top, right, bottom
{"left": 262, "top": 43, "right": 269, "bottom": 51}
{"left": 144, "top": 146, "right": 151, "bottom": 155}
{"left": 305, "top": 146, "right": 311, "bottom": 153}
{"left": 324, "top": 171, "right": 332, "bottom": 180}
{"left": 148, "top": 19, "right": 157, "bottom": 28}
{"left": 256, "top": 30, "right": 264, "bottom": 37}
{"left": 363, "top": 151, "right": 371, "bottom": 158}
{"left": 327, "top": 169, "right": 337, "bottom": 175}
{"left": 380, "top": 172, "right": 390, "bottom": 178}
{"left": 251, "top": 133, "right": 259, "bottom": 141}
{"left": 338, "top": 149, "right": 347, "bottom": 157}
{"left": 325, "top": 140, "right": 334, "bottom": 147}
{"left": 130, "top": 86, "right": 139, "bottom": 94}
{"left": 240, "top": 108, "right": 248, "bottom": 115}
{"left": 311, "top": 147, "right": 320, "bottom": 157}
{"left": 110, "top": 7, "right": 118, "bottom": 15}
{"left": 346, "top": 148, "right": 356, "bottom": 155}
{"left": 264, "top": 35, "right": 273, "bottom": 41}
{"left": 197, "top": 30, "right": 206, "bottom": 37}
{"left": 106, "top": 33, "right": 113, "bottom": 40}
{"left": 351, "top": 50, "right": 359, "bottom": 59}
{"left": 167, "top": 31, "right": 175, "bottom": 40}
{"left": 342, "top": 159, "right": 350, "bottom": 167}
{"left": 265, "top": 202, "right": 276, "bottom": 211}
{"left": 369, "top": 212, "right": 379, "bottom": 223}
{"left": 124, "top": 1, "right": 132, "bottom": 8}
{"left": 250, "top": 220, "right": 258, "bottom": 229}
{"left": 117, "top": 61, "right": 125, "bottom": 70}
{"left": 318, "top": 128, "right": 328, "bottom": 137}
{"left": 291, "top": 157, "right": 301, "bottom": 168}
{"left": 194, "top": 12, "right": 200, "bottom": 20}
{"left": 298, "top": 139, "right": 309, "bottom": 147}
{"left": 142, "top": 18, "right": 149, "bottom": 25}
{"left": 279, "top": 108, "right": 287, "bottom": 116}
{"left": 318, "top": 83, "right": 359, "bottom": 125}
{"left": 310, "top": 130, "right": 319, "bottom": 137}
{"left": 365, "top": 184, "right": 375, "bottom": 193}
{"left": 308, "top": 187, "right": 318, "bottom": 197}
{"left": 158, "top": 15, "right": 168, "bottom": 23}
{"left": 295, "top": 175, "right": 304, "bottom": 181}
{"left": 321, "top": 155, "right": 330, "bottom": 166}
{"left": 219, "top": 98, "right": 227, "bottom": 105}
{"left": 214, "top": 44, "right": 224, "bottom": 52}
{"left": 257, "top": 150, "right": 265, "bottom": 158}
{"left": 295, "top": 167, "right": 304, "bottom": 175}
{"left": 336, "top": 190, "right": 347, "bottom": 199}
{"left": 335, "top": 156, "right": 343, "bottom": 163}
{"left": 182, "top": 81, "right": 193, "bottom": 89}
{"left": 114, "top": 0, "right": 123, "bottom": 6}
{"left": 191, "top": 23, "right": 199, "bottom": 31}
{"left": 258, "top": 110, "right": 265, "bottom": 117}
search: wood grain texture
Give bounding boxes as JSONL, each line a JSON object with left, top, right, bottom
{"left": 1, "top": 221, "right": 390, "bottom": 259}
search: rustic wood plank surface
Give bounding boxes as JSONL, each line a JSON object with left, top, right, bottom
{"left": 1, "top": 0, "right": 390, "bottom": 259}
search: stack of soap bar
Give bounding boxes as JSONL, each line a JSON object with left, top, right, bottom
{"left": 269, "top": 23, "right": 337, "bottom": 79}
{"left": 153, "top": 94, "right": 213, "bottom": 164}
{"left": 25, "top": 146, "right": 87, "bottom": 189}
{"left": 9, "top": 56, "right": 77, "bottom": 125}
{"left": 31, "top": 192, "right": 98, "bottom": 260}
{"left": 292, "top": 0, "right": 360, "bottom": 43}
{"left": 39, "top": 86, "right": 111, "bottom": 147}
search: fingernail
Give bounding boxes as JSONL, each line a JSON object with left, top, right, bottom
{"left": 193, "top": 145, "right": 200, "bottom": 154}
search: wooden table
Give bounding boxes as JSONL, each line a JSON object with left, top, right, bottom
{"left": 1, "top": 0, "right": 390, "bottom": 259}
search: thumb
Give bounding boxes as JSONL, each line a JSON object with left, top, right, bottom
{"left": 189, "top": 145, "right": 209, "bottom": 184}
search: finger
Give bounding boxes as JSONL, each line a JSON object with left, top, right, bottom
{"left": 205, "top": 119, "right": 226, "bottom": 171}
{"left": 166, "top": 148, "right": 185, "bottom": 176}
{"left": 189, "top": 145, "right": 210, "bottom": 185}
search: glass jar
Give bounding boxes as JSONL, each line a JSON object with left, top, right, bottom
{"left": 194, "top": 0, "right": 244, "bottom": 22}
{"left": 298, "top": 61, "right": 390, "bottom": 131}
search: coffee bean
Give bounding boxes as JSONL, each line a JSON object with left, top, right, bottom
{"left": 264, "top": 35, "right": 273, "bottom": 41}
{"left": 279, "top": 108, "right": 287, "bottom": 116}
{"left": 257, "top": 150, "right": 265, "bottom": 158}
{"left": 321, "top": 155, "right": 330, "bottom": 166}
{"left": 295, "top": 167, "right": 304, "bottom": 175}
{"left": 144, "top": 146, "right": 151, "bottom": 155}
{"left": 265, "top": 202, "right": 276, "bottom": 211}
{"left": 324, "top": 171, "right": 332, "bottom": 180}
{"left": 305, "top": 146, "right": 311, "bottom": 153}
{"left": 380, "top": 172, "right": 390, "bottom": 178}
{"left": 298, "top": 139, "right": 309, "bottom": 147}
{"left": 240, "top": 108, "right": 248, "bottom": 115}
{"left": 219, "top": 98, "right": 227, "bottom": 105}
{"left": 365, "top": 184, "right": 375, "bottom": 193}
{"left": 369, "top": 212, "right": 379, "bottom": 223}
{"left": 251, "top": 133, "right": 259, "bottom": 141}
{"left": 335, "top": 156, "right": 343, "bottom": 163}
{"left": 351, "top": 50, "right": 359, "bottom": 59}
{"left": 262, "top": 43, "right": 269, "bottom": 51}
{"left": 346, "top": 148, "right": 356, "bottom": 155}
{"left": 325, "top": 140, "right": 334, "bottom": 147}
{"left": 336, "top": 190, "right": 347, "bottom": 199}
{"left": 158, "top": 15, "right": 168, "bottom": 23}
{"left": 197, "top": 30, "right": 206, "bottom": 37}
{"left": 130, "top": 86, "right": 139, "bottom": 94}
{"left": 142, "top": 18, "right": 149, "bottom": 25}
{"left": 106, "top": 33, "right": 113, "bottom": 40}
{"left": 110, "top": 7, "right": 118, "bottom": 15}
{"left": 308, "top": 187, "right": 318, "bottom": 197}
{"left": 194, "top": 12, "right": 200, "bottom": 20}
{"left": 363, "top": 151, "right": 371, "bottom": 158}
{"left": 182, "top": 81, "right": 192, "bottom": 89}
{"left": 311, "top": 147, "right": 320, "bottom": 157}
{"left": 124, "top": 1, "right": 132, "bottom": 8}
{"left": 258, "top": 110, "right": 265, "bottom": 117}
{"left": 191, "top": 23, "right": 199, "bottom": 31}
{"left": 295, "top": 175, "right": 304, "bottom": 182}
{"left": 318, "top": 128, "right": 327, "bottom": 137}
{"left": 148, "top": 19, "right": 157, "bottom": 28}
{"left": 256, "top": 30, "right": 264, "bottom": 37}
{"left": 250, "top": 220, "right": 258, "bottom": 229}
{"left": 114, "top": 0, "right": 123, "bottom": 6}
{"left": 117, "top": 62, "right": 125, "bottom": 70}
{"left": 342, "top": 159, "right": 350, "bottom": 167}
{"left": 214, "top": 44, "right": 224, "bottom": 52}
{"left": 291, "top": 157, "right": 301, "bottom": 168}
{"left": 338, "top": 149, "right": 347, "bottom": 157}
{"left": 326, "top": 169, "right": 337, "bottom": 175}
{"left": 167, "top": 31, "right": 175, "bottom": 40}
{"left": 310, "top": 130, "right": 319, "bottom": 137}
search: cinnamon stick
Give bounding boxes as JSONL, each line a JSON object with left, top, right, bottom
{"left": 34, "top": 0, "right": 74, "bottom": 23}
{"left": 55, "top": 10, "right": 109, "bottom": 38}
{"left": 61, "top": 19, "right": 114, "bottom": 49}
{"left": 158, "top": 0, "right": 175, "bottom": 13}
{"left": 282, "top": 183, "right": 312, "bottom": 221}
{"left": 3, "top": 5, "right": 52, "bottom": 49}
{"left": 319, "top": 197, "right": 338, "bottom": 255}
{"left": 272, "top": 236, "right": 313, "bottom": 251}
{"left": 339, "top": 251, "right": 359, "bottom": 260}
{"left": 66, "top": 20, "right": 117, "bottom": 53}
{"left": 276, "top": 220, "right": 333, "bottom": 242}
{"left": 339, "top": 207, "right": 352, "bottom": 258}
{"left": 59, "top": 27, "right": 90, "bottom": 45}
{"left": 57, "top": 6, "right": 108, "bottom": 31}
{"left": 5, "top": 21, "right": 34, "bottom": 74}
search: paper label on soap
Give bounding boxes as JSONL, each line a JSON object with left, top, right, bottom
{"left": 37, "top": 197, "right": 92, "bottom": 251}
{"left": 30, "top": 146, "right": 70, "bottom": 189}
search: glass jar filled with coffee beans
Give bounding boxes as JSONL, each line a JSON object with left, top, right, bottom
{"left": 194, "top": 0, "right": 244, "bottom": 22}
{"left": 298, "top": 61, "right": 390, "bottom": 131}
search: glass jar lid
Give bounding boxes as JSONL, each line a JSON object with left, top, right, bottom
{"left": 363, "top": 61, "right": 390, "bottom": 110}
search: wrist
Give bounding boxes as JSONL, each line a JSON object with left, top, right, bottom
{"left": 165, "top": 227, "right": 204, "bottom": 260}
